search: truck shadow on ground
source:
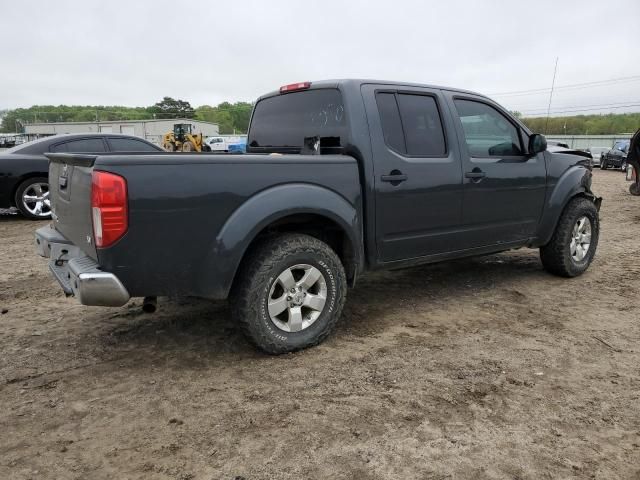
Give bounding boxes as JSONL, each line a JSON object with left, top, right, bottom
{"left": 92, "top": 250, "right": 553, "bottom": 363}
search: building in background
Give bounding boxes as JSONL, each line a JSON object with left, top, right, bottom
{"left": 24, "top": 118, "right": 219, "bottom": 145}
{"left": 544, "top": 134, "right": 633, "bottom": 150}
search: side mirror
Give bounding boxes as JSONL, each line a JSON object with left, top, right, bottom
{"left": 529, "top": 133, "right": 547, "bottom": 155}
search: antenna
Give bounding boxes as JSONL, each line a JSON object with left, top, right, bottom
{"left": 545, "top": 57, "right": 559, "bottom": 134}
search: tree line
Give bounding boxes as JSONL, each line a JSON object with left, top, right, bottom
{"left": 0, "top": 97, "right": 254, "bottom": 134}
{"left": 1, "top": 98, "right": 639, "bottom": 135}
{"left": 517, "top": 112, "right": 640, "bottom": 136}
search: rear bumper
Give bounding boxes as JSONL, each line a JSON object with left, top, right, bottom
{"left": 35, "top": 226, "right": 130, "bottom": 307}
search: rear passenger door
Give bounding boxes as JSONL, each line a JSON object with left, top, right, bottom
{"left": 445, "top": 94, "right": 547, "bottom": 248}
{"left": 362, "top": 84, "right": 464, "bottom": 262}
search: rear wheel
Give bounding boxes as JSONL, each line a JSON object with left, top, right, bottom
{"left": 540, "top": 197, "right": 599, "bottom": 277}
{"left": 15, "top": 177, "right": 51, "bottom": 220}
{"left": 230, "top": 233, "right": 347, "bottom": 354}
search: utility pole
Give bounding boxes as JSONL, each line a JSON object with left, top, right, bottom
{"left": 544, "top": 57, "right": 559, "bottom": 134}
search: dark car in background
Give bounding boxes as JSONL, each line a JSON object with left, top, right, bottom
{"left": 600, "top": 139, "right": 630, "bottom": 171}
{"left": 0, "top": 134, "right": 162, "bottom": 219}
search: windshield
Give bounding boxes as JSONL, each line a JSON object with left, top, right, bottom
{"left": 248, "top": 88, "right": 346, "bottom": 152}
{"left": 615, "top": 140, "right": 630, "bottom": 152}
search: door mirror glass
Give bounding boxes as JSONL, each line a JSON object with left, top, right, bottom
{"left": 529, "top": 134, "right": 547, "bottom": 155}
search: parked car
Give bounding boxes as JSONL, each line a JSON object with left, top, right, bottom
{"left": 585, "top": 146, "right": 609, "bottom": 167}
{"left": 35, "top": 79, "right": 601, "bottom": 354}
{"left": 206, "top": 136, "right": 247, "bottom": 152}
{"left": 205, "top": 136, "right": 231, "bottom": 152}
{"left": 0, "top": 133, "right": 163, "bottom": 219}
{"left": 600, "top": 140, "right": 630, "bottom": 171}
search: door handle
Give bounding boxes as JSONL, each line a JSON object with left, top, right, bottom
{"left": 381, "top": 171, "right": 407, "bottom": 184}
{"left": 465, "top": 170, "right": 486, "bottom": 180}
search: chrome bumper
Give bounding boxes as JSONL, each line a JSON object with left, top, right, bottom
{"left": 35, "top": 226, "right": 130, "bottom": 307}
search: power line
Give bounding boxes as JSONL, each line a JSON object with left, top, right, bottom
{"left": 517, "top": 100, "right": 640, "bottom": 115}
{"left": 522, "top": 103, "right": 640, "bottom": 117}
{"left": 506, "top": 97, "right": 636, "bottom": 109}
{"left": 488, "top": 75, "right": 640, "bottom": 97}
{"left": 544, "top": 57, "right": 559, "bottom": 134}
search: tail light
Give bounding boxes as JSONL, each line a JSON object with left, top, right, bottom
{"left": 279, "top": 81, "right": 311, "bottom": 93}
{"left": 91, "top": 171, "right": 128, "bottom": 248}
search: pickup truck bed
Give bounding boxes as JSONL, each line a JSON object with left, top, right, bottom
{"left": 43, "top": 152, "right": 361, "bottom": 300}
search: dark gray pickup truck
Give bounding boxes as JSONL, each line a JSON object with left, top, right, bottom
{"left": 36, "top": 79, "right": 601, "bottom": 353}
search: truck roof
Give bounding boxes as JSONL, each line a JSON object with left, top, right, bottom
{"left": 257, "top": 79, "right": 491, "bottom": 101}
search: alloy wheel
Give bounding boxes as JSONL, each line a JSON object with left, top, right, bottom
{"left": 267, "top": 264, "right": 327, "bottom": 332}
{"left": 22, "top": 182, "right": 51, "bottom": 217}
{"left": 570, "top": 216, "right": 591, "bottom": 262}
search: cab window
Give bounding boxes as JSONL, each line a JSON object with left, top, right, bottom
{"left": 453, "top": 99, "right": 523, "bottom": 157}
{"left": 375, "top": 92, "right": 447, "bottom": 156}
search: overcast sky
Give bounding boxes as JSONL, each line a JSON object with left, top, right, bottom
{"left": 1, "top": 0, "right": 639, "bottom": 116}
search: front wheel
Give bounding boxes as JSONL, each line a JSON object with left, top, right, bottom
{"left": 600, "top": 160, "right": 607, "bottom": 170}
{"left": 230, "top": 233, "right": 347, "bottom": 354}
{"left": 15, "top": 177, "right": 51, "bottom": 220}
{"left": 621, "top": 161, "right": 628, "bottom": 172}
{"left": 540, "top": 197, "right": 599, "bottom": 277}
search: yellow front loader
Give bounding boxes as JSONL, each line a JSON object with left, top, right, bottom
{"left": 162, "top": 123, "right": 211, "bottom": 152}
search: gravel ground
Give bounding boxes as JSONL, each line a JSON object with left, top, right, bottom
{"left": 1, "top": 170, "right": 639, "bottom": 480}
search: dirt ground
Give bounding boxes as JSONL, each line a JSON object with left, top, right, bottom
{"left": 1, "top": 170, "right": 639, "bottom": 480}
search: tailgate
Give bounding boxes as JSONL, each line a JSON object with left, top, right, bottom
{"left": 46, "top": 153, "right": 98, "bottom": 260}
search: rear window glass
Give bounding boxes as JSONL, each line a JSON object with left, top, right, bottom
{"left": 248, "top": 89, "right": 346, "bottom": 151}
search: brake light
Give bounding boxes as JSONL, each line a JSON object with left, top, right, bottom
{"left": 91, "top": 171, "right": 128, "bottom": 248}
{"left": 279, "top": 81, "right": 311, "bottom": 93}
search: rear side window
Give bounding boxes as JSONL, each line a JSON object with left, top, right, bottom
{"left": 376, "top": 92, "right": 447, "bottom": 156}
{"left": 108, "top": 137, "right": 159, "bottom": 152}
{"left": 248, "top": 89, "right": 346, "bottom": 151}
{"left": 51, "top": 138, "right": 106, "bottom": 153}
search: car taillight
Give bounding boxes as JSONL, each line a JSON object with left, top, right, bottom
{"left": 91, "top": 171, "right": 128, "bottom": 248}
{"left": 279, "top": 81, "right": 311, "bottom": 93}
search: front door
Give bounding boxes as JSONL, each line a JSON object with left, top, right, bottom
{"left": 445, "top": 94, "right": 547, "bottom": 249}
{"left": 362, "top": 84, "right": 464, "bottom": 262}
